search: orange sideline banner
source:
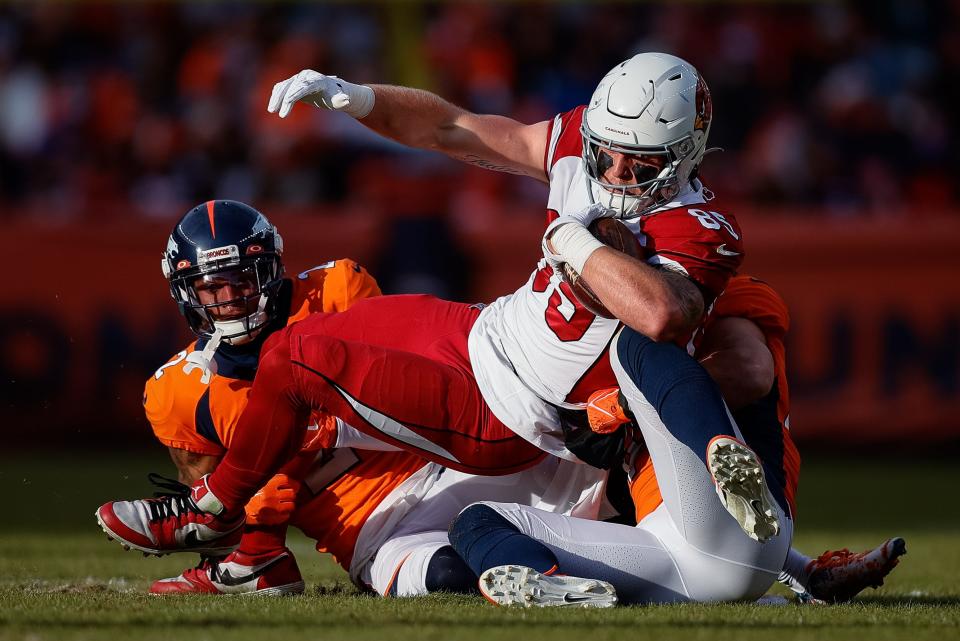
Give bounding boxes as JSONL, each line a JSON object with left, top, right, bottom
{"left": 3, "top": 210, "right": 958, "bottom": 447}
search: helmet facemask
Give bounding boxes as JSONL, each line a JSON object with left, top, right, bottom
{"left": 170, "top": 257, "right": 284, "bottom": 346}
{"left": 581, "top": 121, "right": 706, "bottom": 218}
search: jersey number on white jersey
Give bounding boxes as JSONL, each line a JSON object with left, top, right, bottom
{"left": 531, "top": 264, "right": 594, "bottom": 342}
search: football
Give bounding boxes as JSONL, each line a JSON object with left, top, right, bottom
{"left": 562, "top": 218, "right": 645, "bottom": 319}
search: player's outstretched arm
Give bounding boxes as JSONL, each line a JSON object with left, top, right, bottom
{"left": 268, "top": 70, "right": 549, "bottom": 181}
{"left": 364, "top": 85, "right": 550, "bottom": 181}
{"left": 696, "top": 317, "right": 775, "bottom": 410}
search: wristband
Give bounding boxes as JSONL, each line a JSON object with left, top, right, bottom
{"left": 549, "top": 222, "right": 605, "bottom": 274}
{"left": 330, "top": 80, "right": 375, "bottom": 119}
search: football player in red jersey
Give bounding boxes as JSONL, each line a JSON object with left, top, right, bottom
{"left": 210, "top": 55, "right": 785, "bottom": 603}
{"left": 99, "top": 55, "right": 893, "bottom": 604}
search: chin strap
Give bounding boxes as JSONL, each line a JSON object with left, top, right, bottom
{"left": 182, "top": 328, "right": 223, "bottom": 384}
{"left": 210, "top": 293, "right": 271, "bottom": 346}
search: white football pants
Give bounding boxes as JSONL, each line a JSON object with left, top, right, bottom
{"left": 469, "top": 331, "right": 793, "bottom": 604}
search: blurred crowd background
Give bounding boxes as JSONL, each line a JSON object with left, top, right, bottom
{"left": 3, "top": 1, "right": 959, "bottom": 450}
{"left": 1, "top": 1, "right": 958, "bottom": 222}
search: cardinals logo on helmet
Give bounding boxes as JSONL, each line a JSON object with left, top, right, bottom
{"left": 694, "top": 74, "right": 712, "bottom": 133}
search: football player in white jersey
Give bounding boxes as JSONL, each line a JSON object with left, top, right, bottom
{"left": 258, "top": 53, "right": 902, "bottom": 604}
{"left": 98, "top": 53, "right": 899, "bottom": 604}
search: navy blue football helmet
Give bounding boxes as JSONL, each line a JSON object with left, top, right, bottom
{"left": 162, "top": 200, "right": 284, "bottom": 345}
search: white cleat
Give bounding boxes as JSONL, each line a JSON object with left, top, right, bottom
{"left": 707, "top": 437, "right": 780, "bottom": 543}
{"left": 479, "top": 565, "right": 617, "bottom": 608}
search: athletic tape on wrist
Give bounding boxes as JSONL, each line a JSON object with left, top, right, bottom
{"left": 343, "top": 83, "right": 375, "bottom": 119}
{"left": 549, "top": 222, "right": 605, "bottom": 274}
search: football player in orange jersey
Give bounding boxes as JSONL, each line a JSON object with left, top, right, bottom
{"left": 101, "top": 55, "right": 797, "bottom": 606}
{"left": 96, "top": 200, "right": 432, "bottom": 594}
{"left": 97, "top": 200, "right": 607, "bottom": 597}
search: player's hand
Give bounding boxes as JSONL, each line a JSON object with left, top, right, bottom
{"left": 541, "top": 220, "right": 568, "bottom": 275}
{"left": 569, "top": 202, "right": 617, "bottom": 227}
{"left": 268, "top": 69, "right": 375, "bottom": 119}
{"left": 541, "top": 204, "right": 614, "bottom": 274}
{"left": 244, "top": 474, "right": 300, "bottom": 526}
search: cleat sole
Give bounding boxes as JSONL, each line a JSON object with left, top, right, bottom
{"left": 479, "top": 565, "right": 617, "bottom": 608}
{"left": 708, "top": 437, "right": 780, "bottom": 543}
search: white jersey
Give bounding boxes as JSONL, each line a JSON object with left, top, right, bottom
{"left": 468, "top": 105, "right": 744, "bottom": 459}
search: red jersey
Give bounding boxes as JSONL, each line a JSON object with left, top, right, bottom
{"left": 144, "top": 260, "right": 380, "bottom": 455}
{"left": 468, "top": 106, "right": 745, "bottom": 460}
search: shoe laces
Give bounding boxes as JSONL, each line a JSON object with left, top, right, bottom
{"left": 145, "top": 473, "right": 204, "bottom": 522}
{"left": 181, "top": 556, "right": 219, "bottom": 582}
{"left": 811, "top": 548, "right": 859, "bottom": 571}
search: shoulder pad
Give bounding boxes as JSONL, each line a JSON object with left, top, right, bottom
{"left": 297, "top": 261, "right": 337, "bottom": 281}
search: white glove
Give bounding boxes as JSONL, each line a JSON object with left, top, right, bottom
{"left": 567, "top": 202, "right": 617, "bottom": 227}
{"left": 267, "top": 69, "right": 375, "bottom": 119}
{"left": 541, "top": 204, "right": 614, "bottom": 275}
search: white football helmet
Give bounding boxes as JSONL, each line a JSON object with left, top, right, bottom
{"left": 581, "top": 52, "right": 713, "bottom": 217}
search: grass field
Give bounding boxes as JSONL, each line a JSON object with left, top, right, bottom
{"left": 2, "top": 452, "right": 958, "bottom": 641}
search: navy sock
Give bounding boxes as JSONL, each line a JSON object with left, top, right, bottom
{"left": 448, "top": 504, "right": 558, "bottom": 576}
{"left": 424, "top": 545, "right": 478, "bottom": 594}
{"left": 615, "top": 328, "right": 733, "bottom": 465}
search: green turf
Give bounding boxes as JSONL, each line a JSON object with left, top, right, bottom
{"left": 2, "top": 453, "right": 958, "bottom": 641}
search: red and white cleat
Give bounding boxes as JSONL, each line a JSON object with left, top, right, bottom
{"left": 150, "top": 548, "right": 305, "bottom": 596}
{"left": 805, "top": 537, "right": 907, "bottom": 603}
{"left": 95, "top": 474, "right": 242, "bottom": 556}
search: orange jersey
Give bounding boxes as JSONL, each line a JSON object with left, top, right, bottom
{"left": 290, "top": 448, "right": 426, "bottom": 570}
{"left": 629, "top": 275, "right": 801, "bottom": 521}
{"left": 144, "top": 257, "right": 429, "bottom": 551}
{"left": 144, "top": 259, "right": 381, "bottom": 455}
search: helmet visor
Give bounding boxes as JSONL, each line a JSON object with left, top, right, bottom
{"left": 591, "top": 146, "right": 669, "bottom": 196}
{"left": 581, "top": 119, "right": 697, "bottom": 216}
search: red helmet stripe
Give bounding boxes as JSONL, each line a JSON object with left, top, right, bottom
{"left": 205, "top": 200, "right": 217, "bottom": 239}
